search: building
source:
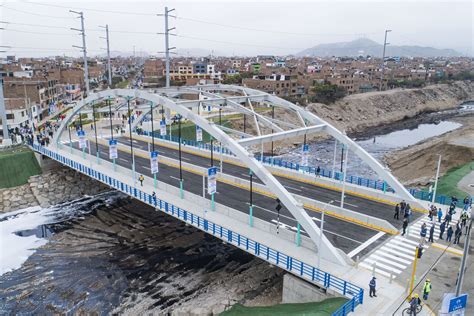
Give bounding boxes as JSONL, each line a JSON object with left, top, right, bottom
{"left": 243, "top": 74, "right": 300, "bottom": 97}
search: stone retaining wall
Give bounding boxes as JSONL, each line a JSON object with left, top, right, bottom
{"left": 0, "top": 167, "right": 109, "bottom": 213}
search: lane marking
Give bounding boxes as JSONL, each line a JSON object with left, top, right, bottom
{"left": 348, "top": 231, "right": 385, "bottom": 258}
{"left": 362, "top": 258, "right": 402, "bottom": 273}
{"left": 169, "top": 176, "right": 181, "bottom": 181}
{"left": 359, "top": 263, "right": 391, "bottom": 277}
{"left": 367, "top": 253, "right": 407, "bottom": 269}
{"left": 335, "top": 200, "right": 359, "bottom": 208}
{"left": 380, "top": 246, "right": 414, "bottom": 260}
{"left": 373, "top": 251, "right": 411, "bottom": 265}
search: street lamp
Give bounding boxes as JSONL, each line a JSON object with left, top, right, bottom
{"left": 318, "top": 200, "right": 334, "bottom": 270}
{"left": 92, "top": 101, "right": 99, "bottom": 163}
{"left": 173, "top": 114, "right": 184, "bottom": 198}
{"left": 249, "top": 169, "right": 254, "bottom": 227}
{"left": 126, "top": 97, "right": 136, "bottom": 186}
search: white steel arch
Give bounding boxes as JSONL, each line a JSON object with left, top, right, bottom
{"left": 53, "top": 88, "right": 348, "bottom": 266}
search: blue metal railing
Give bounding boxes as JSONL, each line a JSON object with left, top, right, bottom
{"left": 34, "top": 144, "right": 363, "bottom": 315}
{"left": 137, "top": 131, "right": 452, "bottom": 206}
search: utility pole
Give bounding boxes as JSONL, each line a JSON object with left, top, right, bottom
{"left": 455, "top": 219, "right": 472, "bottom": 296}
{"left": 70, "top": 10, "right": 90, "bottom": 94}
{"left": 100, "top": 24, "right": 112, "bottom": 87}
{"left": 0, "top": 78, "right": 10, "bottom": 144}
{"left": 380, "top": 29, "right": 391, "bottom": 91}
{"left": 431, "top": 154, "right": 442, "bottom": 204}
{"left": 163, "top": 7, "right": 176, "bottom": 88}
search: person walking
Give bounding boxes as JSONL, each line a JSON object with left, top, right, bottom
{"left": 454, "top": 225, "right": 462, "bottom": 245}
{"left": 402, "top": 217, "right": 409, "bottom": 236}
{"left": 420, "top": 223, "right": 427, "bottom": 240}
{"left": 316, "top": 166, "right": 321, "bottom": 177}
{"left": 460, "top": 211, "right": 468, "bottom": 227}
{"left": 445, "top": 212, "right": 452, "bottom": 226}
{"left": 423, "top": 279, "right": 432, "bottom": 300}
{"left": 410, "top": 294, "right": 421, "bottom": 316}
{"left": 439, "top": 221, "right": 446, "bottom": 240}
{"left": 369, "top": 277, "right": 377, "bottom": 297}
{"left": 138, "top": 174, "right": 145, "bottom": 187}
{"left": 446, "top": 225, "right": 454, "bottom": 242}
{"left": 394, "top": 204, "right": 400, "bottom": 220}
{"left": 437, "top": 208, "right": 443, "bottom": 223}
{"left": 428, "top": 224, "right": 435, "bottom": 243}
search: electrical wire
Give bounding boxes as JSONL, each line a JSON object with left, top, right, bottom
{"left": 0, "top": 4, "right": 75, "bottom": 19}
{"left": 22, "top": 1, "right": 158, "bottom": 16}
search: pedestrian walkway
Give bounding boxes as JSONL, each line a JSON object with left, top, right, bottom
{"left": 359, "top": 215, "right": 459, "bottom": 279}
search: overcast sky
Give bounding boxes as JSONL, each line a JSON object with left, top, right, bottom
{"left": 1, "top": 0, "right": 473, "bottom": 58}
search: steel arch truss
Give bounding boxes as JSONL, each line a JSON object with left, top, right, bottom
{"left": 53, "top": 88, "right": 348, "bottom": 266}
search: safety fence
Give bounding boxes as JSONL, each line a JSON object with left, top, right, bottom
{"left": 33, "top": 144, "right": 363, "bottom": 316}
{"left": 138, "top": 131, "right": 453, "bottom": 206}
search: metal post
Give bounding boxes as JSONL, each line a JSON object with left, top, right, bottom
{"left": 68, "top": 126, "right": 72, "bottom": 153}
{"left": 150, "top": 101, "right": 155, "bottom": 152}
{"left": 127, "top": 98, "right": 136, "bottom": 186}
{"left": 202, "top": 174, "right": 206, "bottom": 197}
{"left": 243, "top": 113, "right": 246, "bottom": 134}
{"left": 380, "top": 29, "right": 391, "bottom": 91}
{"left": 408, "top": 247, "right": 420, "bottom": 300}
{"left": 249, "top": 170, "right": 253, "bottom": 227}
{"left": 431, "top": 154, "right": 442, "bottom": 203}
{"left": 178, "top": 115, "right": 183, "bottom": 198}
{"left": 271, "top": 105, "right": 274, "bottom": 158}
{"left": 108, "top": 98, "right": 116, "bottom": 171}
{"left": 340, "top": 145, "right": 349, "bottom": 208}
{"left": 220, "top": 142, "right": 223, "bottom": 173}
{"left": 105, "top": 25, "right": 112, "bottom": 87}
{"left": 164, "top": 7, "right": 176, "bottom": 88}
{"left": 92, "top": 101, "right": 99, "bottom": 163}
{"left": 79, "top": 111, "right": 85, "bottom": 158}
{"left": 318, "top": 200, "right": 333, "bottom": 270}
{"left": 70, "top": 11, "right": 89, "bottom": 94}
{"left": 340, "top": 144, "right": 344, "bottom": 173}
{"left": 0, "top": 78, "right": 10, "bottom": 144}
{"left": 210, "top": 137, "right": 214, "bottom": 166}
{"left": 332, "top": 139, "right": 337, "bottom": 179}
{"left": 455, "top": 219, "right": 472, "bottom": 296}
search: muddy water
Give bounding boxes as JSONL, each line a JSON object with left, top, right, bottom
{"left": 280, "top": 103, "right": 473, "bottom": 179}
{"left": 0, "top": 196, "right": 282, "bottom": 314}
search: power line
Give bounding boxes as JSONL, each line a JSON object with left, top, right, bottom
{"left": 22, "top": 1, "right": 157, "bottom": 16}
{"left": 0, "top": 4, "right": 74, "bottom": 19}
{"left": 1, "top": 22, "right": 160, "bottom": 35}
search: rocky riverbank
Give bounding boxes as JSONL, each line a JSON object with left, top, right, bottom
{"left": 0, "top": 166, "right": 109, "bottom": 213}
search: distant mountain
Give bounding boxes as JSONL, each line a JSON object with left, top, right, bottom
{"left": 296, "top": 38, "right": 463, "bottom": 57}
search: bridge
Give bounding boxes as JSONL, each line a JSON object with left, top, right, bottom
{"left": 33, "top": 84, "right": 432, "bottom": 315}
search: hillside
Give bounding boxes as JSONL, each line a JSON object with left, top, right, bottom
{"left": 296, "top": 38, "right": 463, "bottom": 57}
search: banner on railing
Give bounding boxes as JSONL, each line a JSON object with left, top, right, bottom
{"left": 160, "top": 120, "right": 166, "bottom": 136}
{"left": 77, "top": 130, "right": 87, "bottom": 149}
{"left": 150, "top": 151, "right": 159, "bottom": 174}
{"left": 301, "top": 143, "right": 309, "bottom": 166}
{"left": 109, "top": 139, "right": 118, "bottom": 159}
{"left": 207, "top": 166, "right": 218, "bottom": 195}
{"left": 196, "top": 126, "right": 203, "bottom": 142}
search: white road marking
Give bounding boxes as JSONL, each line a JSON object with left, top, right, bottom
{"left": 368, "top": 254, "right": 407, "bottom": 269}
{"left": 284, "top": 185, "right": 302, "bottom": 192}
{"left": 169, "top": 176, "right": 181, "bottom": 181}
{"left": 359, "top": 263, "right": 391, "bottom": 278}
{"left": 348, "top": 231, "right": 385, "bottom": 258}
{"left": 119, "top": 158, "right": 128, "bottom": 162}
{"left": 373, "top": 251, "right": 411, "bottom": 265}
{"left": 362, "top": 258, "right": 402, "bottom": 274}
{"left": 335, "top": 200, "right": 359, "bottom": 208}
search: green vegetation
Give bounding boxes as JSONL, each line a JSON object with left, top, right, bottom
{"left": 221, "top": 297, "right": 348, "bottom": 316}
{"left": 222, "top": 73, "right": 253, "bottom": 85}
{"left": 310, "top": 81, "right": 346, "bottom": 104}
{"left": 0, "top": 146, "right": 42, "bottom": 188}
{"left": 115, "top": 79, "right": 130, "bottom": 89}
{"left": 166, "top": 118, "right": 232, "bottom": 143}
{"left": 436, "top": 161, "right": 474, "bottom": 198}
{"left": 388, "top": 79, "right": 425, "bottom": 89}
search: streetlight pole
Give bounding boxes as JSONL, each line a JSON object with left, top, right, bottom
{"left": 431, "top": 154, "right": 442, "bottom": 204}
{"left": 70, "top": 10, "right": 90, "bottom": 94}
{"left": 380, "top": 29, "right": 392, "bottom": 91}
{"left": 455, "top": 219, "right": 472, "bottom": 296}
{"left": 127, "top": 97, "right": 136, "bottom": 186}
{"left": 249, "top": 169, "right": 253, "bottom": 227}
{"left": 340, "top": 145, "right": 349, "bottom": 208}
{"left": 92, "top": 101, "right": 99, "bottom": 163}
{"left": 107, "top": 97, "right": 116, "bottom": 171}
{"left": 318, "top": 200, "right": 334, "bottom": 270}
{"left": 271, "top": 105, "right": 275, "bottom": 159}
{"left": 177, "top": 114, "right": 183, "bottom": 198}
{"left": 164, "top": 7, "right": 176, "bottom": 88}
{"left": 331, "top": 139, "right": 337, "bottom": 179}
{"left": 150, "top": 101, "right": 157, "bottom": 188}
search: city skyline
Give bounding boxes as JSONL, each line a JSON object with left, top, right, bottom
{"left": 1, "top": 0, "right": 473, "bottom": 58}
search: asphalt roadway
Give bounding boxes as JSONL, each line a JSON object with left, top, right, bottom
{"left": 68, "top": 139, "right": 390, "bottom": 257}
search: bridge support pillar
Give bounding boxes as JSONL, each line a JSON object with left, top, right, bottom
{"left": 282, "top": 274, "right": 329, "bottom": 304}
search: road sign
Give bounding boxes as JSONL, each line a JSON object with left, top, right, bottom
{"left": 160, "top": 120, "right": 166, "bottom": 136}
{"left": 207, "top": 166, "right": 218, "bottom": 195}
{"left": 449, "top": 294, "right": 468, "bottom": 313}
{"left": 150, "top": 151, "right": 159, "bottom": 174}
{"left": 77, "top": 130, "right": 87, "bottom": 149}
{"left": 109, "top": 139, "right": 118, "bottom": 159}
{"left": 196, "top": 126, "right": 203, "bottom": 142}
{"left": 301, "top": 143, "right": 309, "bottom": 166}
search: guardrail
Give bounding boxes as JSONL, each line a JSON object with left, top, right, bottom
{"left": 33, "top": 143, "right": 364, "bottom": 316}
{"left": 138, "top": 130, "right": 453, "bottom": 206}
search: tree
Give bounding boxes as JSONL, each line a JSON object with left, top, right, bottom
{"left": 310, "top": 82, "right": 346, "bottom": 104}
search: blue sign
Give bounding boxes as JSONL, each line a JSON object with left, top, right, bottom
{"left": 303, "top": 144, "right": 309, "bottom": 152}
{"left": 77, "top": 130, "right": 85, "bottom": 137}
{"left": 150, "top": 151, "right": 159, "bottom": 174}
{"left": 449, "top": 294, "right": 468, "bottom": 312}
{"left": 208, "top": 166, "right": 218, "bottom": 177}
{"left": 109, "top": 139, "right": 117, "bottom": 146}
{"left": 150, "top": 151, "right": 158, "bottom": 159}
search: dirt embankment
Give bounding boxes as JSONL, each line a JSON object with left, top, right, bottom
{"left": 385, "top": 115, "right": 474, "bottom": 187}
{"left": 306, "top": 81, "right": 474, "bottom": 135}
